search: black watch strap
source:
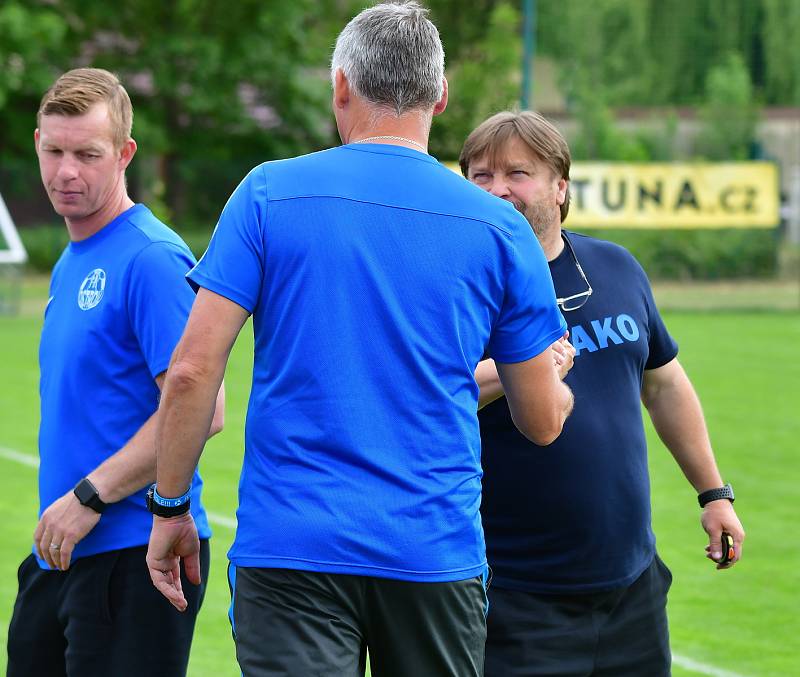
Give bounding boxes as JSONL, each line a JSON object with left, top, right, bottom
{"left": 73, "top": 478, "right": 108, "bottom": 514}
{"left": 698, "top": 483, "right": 735, "bottom": 508}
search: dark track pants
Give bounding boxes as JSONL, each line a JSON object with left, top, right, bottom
{"left": 485, "top": 554, "right": 673, "bottom": 677}
{"left": 229, "top": 566, "right": 489, "bottom": 677}
{"left": 6, "top": 540, "right": 209, "bottom": 677}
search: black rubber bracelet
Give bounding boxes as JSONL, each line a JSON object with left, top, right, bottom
{"left": 145, "top": 484, "right": 191, "bottom": 518}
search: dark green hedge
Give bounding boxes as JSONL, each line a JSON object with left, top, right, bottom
{"left": 18, "top": 224, "right": 213, "bottom": 272}
{"left": 570, "top": 227, "right": 778, "bottom": 280}
{"left": 18, "top": 225, "right": 70, "bottom": 272}
{"left": 19, "top": 223, "right": 778, "bottom": 280}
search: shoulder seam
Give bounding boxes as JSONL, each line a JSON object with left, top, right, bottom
{"left": 123, "top": 240, "right": 192, "bottom": 330}
{"left": 263, "top": 193, "right": 516, "bottom": 238}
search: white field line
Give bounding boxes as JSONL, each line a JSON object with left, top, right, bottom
{"left": 0, "top": 444, "right": 751, "bottom": 677}
{"left": 0, "top": 445, "right": 38, "bottom": 468}
{"left": 672, "top": 654, "right": 750, "bottom": 677}
{"left": 206, "top": 511, "right": 237, "bottom": 529}
{"left": 0, "top": 445, "right": 236, "bottom": 531}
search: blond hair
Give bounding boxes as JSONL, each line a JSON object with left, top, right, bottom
{"left": 38, "top": 68, "right": 133, "bottom": 149}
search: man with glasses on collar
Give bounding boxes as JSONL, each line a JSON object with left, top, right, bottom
{"left": 461, "top": 111, "right": 745, "bottom": 677}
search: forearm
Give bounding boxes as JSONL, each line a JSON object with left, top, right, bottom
{"left": 516, "top": 378, "right": 573, "bottom": 445}
{"left": 550, "top": 381, "right": 575, "bottom": 438}
{"left": 209, "top": 380, "right": 226, "bottom": 436}
{"left": 643, "top": 363, "right": 723, "bottom": 492}
{"left": 477, "top": 335, "right": 574, "bottom": 411}
{"left": 156, "top": 359, "right": 225, "bottom": 497}
{"left": 476, "top": 359, "right": 505, "bottom": 409}
{"left": 86, "top": 377, "right": 223, "bottom": 504}
{"left": 558, "top": 381, "right": 574, "bottom": 420}
{"left": 87, "top": 413, "right": 161, "bottom": 503}
{"left": 498, "top": 353, "right": 574, "bottom": 445}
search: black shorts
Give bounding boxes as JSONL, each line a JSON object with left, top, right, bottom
{"left": 228, "top": 566, "right": 489, "bottom": 677}
{"left": 485, "top": 554, "right": 672, "bottom": 677}
{"left": 6, "top": 540, "right": 210, "bottom": 677}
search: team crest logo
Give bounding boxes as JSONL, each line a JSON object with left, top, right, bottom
{"left": 77, "top": 269, "right": 106, "bottom": 310}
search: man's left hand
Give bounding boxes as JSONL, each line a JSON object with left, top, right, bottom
{"left": 33, "top": 491, "right": 102, "bottom": 570}
{"left": 701, "top": 500, "right": 745, "bottom": 569}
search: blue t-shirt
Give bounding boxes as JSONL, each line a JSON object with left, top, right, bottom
{"left": 38, "top": 204, "right": 211, "bottom": 567}
{"left": 189, "top": 143, "right": 566, "bottom": 582}
{"left": 479, "top": 231, "right": 678, "bottom": 593}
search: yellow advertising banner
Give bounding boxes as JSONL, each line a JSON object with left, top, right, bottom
{"left": 446, "top": 161, "right": 780, "bottom": 228}
{"left": 565, "top": 162, "right": 779, "bottom": 228}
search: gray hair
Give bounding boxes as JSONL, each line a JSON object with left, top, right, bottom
{"left": 331, "top": 1, "right": 445, "bottom": 116}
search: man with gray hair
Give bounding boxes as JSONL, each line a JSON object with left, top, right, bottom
{"left": 146, "top": 3, "right": 572, "bottom": 675}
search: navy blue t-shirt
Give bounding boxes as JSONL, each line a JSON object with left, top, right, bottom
{"left": 38, "top": 204, "right": 211, "bottom": 567}
{"left": 479, "top": 231, "right": 678, "bottom": 593}
{"left": 189, "top": 144, "right": 566, "bottom": 582}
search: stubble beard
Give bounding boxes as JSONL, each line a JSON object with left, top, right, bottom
{"left": 512, "top": 199, "right": 560, "bottom": 241}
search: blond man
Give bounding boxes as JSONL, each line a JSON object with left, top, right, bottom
{"left": 7, "top": 68, "right": 222, "bottom": 677}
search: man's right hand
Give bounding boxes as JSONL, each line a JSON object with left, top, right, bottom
{"left": 34, "top": 490, "right": 102, "bottom": 571}
{"left": 146, "top": 513, "right": 201, "bottom": 611}
{"left": 551, "top": 332, "right": 575, "bottom": 380}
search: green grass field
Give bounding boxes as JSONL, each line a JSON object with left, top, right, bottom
{"left": 1, "top": 276, "right": 798, "bottom": 676}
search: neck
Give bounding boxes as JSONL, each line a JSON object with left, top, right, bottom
{"left": 66, "top": 189, "right": 135, "bottom": 242}
{"left": 355, "top": 134, "right": 427, "bottom": 153}
{"left": 538, "top": 223, "right": 565, "bottom": 262}
{"left": 344, "top": 107, "right": 431, "bottom": 153}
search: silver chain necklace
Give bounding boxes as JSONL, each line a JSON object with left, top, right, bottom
{"left": 354, "top": 135, "right": 427, "bottom": 153}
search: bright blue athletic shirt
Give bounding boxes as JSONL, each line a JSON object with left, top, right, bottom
{"left": 38, "top": 204, "right": 210, "bottom": 568}
{"left": 480, "top": 231, "right": 678, "bottom": 593}
{"left": 189, "top": 144, "right": 566, "bottom": 582}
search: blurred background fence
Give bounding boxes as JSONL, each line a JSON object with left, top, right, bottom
{"left": 2, "top": 0, "right": 800, "bottom": 297}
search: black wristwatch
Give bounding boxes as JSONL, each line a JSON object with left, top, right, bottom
{"left": 697, "top": 483, "right": 735, "bottom": 508}
{"left": 146, "top": 483, "right": 191, "bottom": 518}
{"left": 73, "top": 477, "right": 108, "bottom": 514}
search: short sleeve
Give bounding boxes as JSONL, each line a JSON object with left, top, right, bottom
{"left": 187, "top": 166, "right": 267, "bottom": 313}
{"left": 127, "top": 242, "right": 196, "bottom": 378}
{"left": 643, "top": 278, "right": 678, "bottom": 369}
{"left": 487, "top": 224, "right": 567, "bottom": 363}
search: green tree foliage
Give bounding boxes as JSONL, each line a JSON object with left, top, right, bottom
{"left": 539, "top": 0, "right": 653, "bottom": 160}
{"left": 54, "top": 1, "right": 341, "bottom": 221}
{"left": 1, "top": 0, "right": 796, "bottom": 223}
{"left": 539, "top": 0, "right": 650, "bottom": 105}
{"left": 428, "top": 1, "right": 521, "bottom": 160}
{"left": 643, "top": 0, "right": 762, "bottom": 105}
{"left": 698, "top": 53, "right": 759, "bottom": 160}
{"left": 0, "top": 0, "right": 355, "bottom": 222}
{"left": 0, "top": 2, "right": 68, "bottom": 196}
{"left": 762, "top": 0, "right": 800, "bottom": 105}
{"left": 535, "top": 0, "right": 774, "bottom": 161}
{"left": 538, "top": 0, "right": 765, "bottom": 107}
{"left": 0, "top": 2, "right": 67, "bottom": 110}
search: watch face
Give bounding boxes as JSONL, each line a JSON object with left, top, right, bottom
{"left": 75, "top": 480, "right": 96, "bottom": 504}
{"left": 74, "top": 479, "right": 105, "bottom": 513}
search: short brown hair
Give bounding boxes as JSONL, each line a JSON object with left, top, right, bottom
{"left": 460, "top": 111, "right": 572, "bottom": 222}
{"left": 37, "top": 68, "right": 133, "bottom": 149}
